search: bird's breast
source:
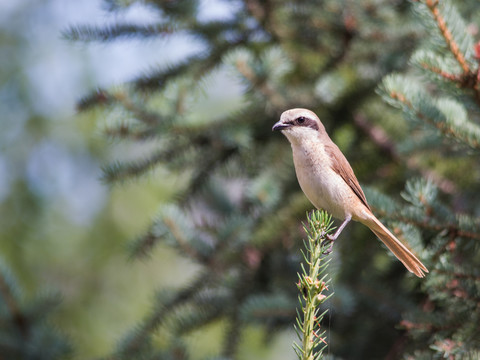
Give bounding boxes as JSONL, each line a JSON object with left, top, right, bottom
{"left": 291, "top": 141, "right": 352, "bottom": 220}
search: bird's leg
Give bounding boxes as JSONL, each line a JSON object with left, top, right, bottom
{"left": 329, "top": 214, "right": 352, "bottom": 241}
{"left": 322, "top": 215, "right": 351, "bottom": 254}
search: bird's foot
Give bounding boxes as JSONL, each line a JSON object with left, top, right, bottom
{"left": 322, "top": 245, "right": 333, "bottom": 255}
{"left": 326, "top": 233, "right": 336, "bottom": 242}
{"left": 321, "top": 236, "right": 335, "bottom": 255}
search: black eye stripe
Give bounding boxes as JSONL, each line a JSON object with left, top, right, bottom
{"left": 282, "top": 116, "right": 319, "bottom": 131}
{"left": 293, "top": 116, "right": 319, "bottom": 131}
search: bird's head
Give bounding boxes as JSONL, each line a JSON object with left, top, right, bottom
{"left": 272, "top": 108, "right": 326, "bottom": 145}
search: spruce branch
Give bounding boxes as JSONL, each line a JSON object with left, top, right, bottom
{"left": 0, "top": 267, "right": 27, "bottom": 336}
{"left": 419, "top": 63, "right": 458, "bottom": 82}
{"left": 112, "top": 272, "right": 217, "bottom": 359}
{"left": 420, "top": 0, "right": 470, "bottom": 74}
{"left": 63, "top": 23, "right": 174, "bottom": 42}
{"left": 294, "top": 210, "right": 334, "bottom": 360}
{"left": 353, "top": 112, "right": 457, "bottom": 195}
{"left": 101, "top": 151, "right": 170, "bottom": 183}
{"left": 102, "top": 122, "right": 157, "bottom": 141}
{"left": 235, "top": 58, "right": 286, "bottom": 109}
{"left": 131, "top": 19, "right": 253, "bottom": 92}
{"left": 0, "top": 264, "right": 71, "bottom": 359}
{"left": 110, "top": 89, "right": 164, "bottom": 126}
{"left": 412, "top": 0, "right": 480, "bottom": 104}
{"left": 411, "top": 49, "right": 462, "bottom": 82}
{"left": 367, "top": 179, "right": 480, "bottom": 242}
{"left": 390, "top": 89, "right": 480, "bottom": 149}
{"left": 162, "top": 216, "right": 206, "bottom": 263}
{"left": 77, "top": 88, "right": 112, "bottom": 111}
{"left": 380, "top": 75, "right": 480, "bottom": 150}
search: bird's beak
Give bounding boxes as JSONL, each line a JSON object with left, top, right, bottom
{"left": 272, "top": 121, "right": 290, "bottom": 131}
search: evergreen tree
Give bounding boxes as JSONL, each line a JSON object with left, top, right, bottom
{"left": 377, "top": 1, "right": 480, "bottom": 358}
{"left": 19, "top": 0, "right": 475, "bottom": 358}
{"left": 0, "top": 262, "right": 71, "bottom": 359}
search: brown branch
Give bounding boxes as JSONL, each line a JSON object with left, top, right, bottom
{"left": 419, "top": 62, "right": 459, "bottom": 82}
{"left": 389, "top": 90, "right": 480, "bottom": 149}
{"left": 163, "top": 217, "right": 205, "bottom": 262}
{"left": 0, "top": 271, "right": 28, "bottom": 336}
{"left": 0, "top": 272, "right": 20, "bottom": 318}
{"left": 414, "top": 1, "right": 480, "bottom": 105}
{"left": 424, "top": 0, "right": 470, "bottom": 74}
{"left": 418, "top": 60, "right": 480, "bottom": 106}
{"left": 112, "top": 90, "right": 162, "bottom": 126}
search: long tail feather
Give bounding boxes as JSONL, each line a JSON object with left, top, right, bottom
{"left": 364, "top": 216, "right": 428, "bottom": 278}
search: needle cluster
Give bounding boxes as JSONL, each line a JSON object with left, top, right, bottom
{"left": 294, "top": 210, "right": 334, "bottom": 360}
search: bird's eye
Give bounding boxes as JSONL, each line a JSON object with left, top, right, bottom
{"left": 297, "top": 116, "right": 305, "bottom": 124}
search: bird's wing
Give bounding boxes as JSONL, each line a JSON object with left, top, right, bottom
{"left": 324, "top": 143, "right": 371, "bottom": 211}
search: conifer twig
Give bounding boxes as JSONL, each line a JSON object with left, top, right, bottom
{"left": 294, "top": 210, "right": 334, "bottom": 360}
{"left": 0, "top": 270, "right": 27, "bottom": 336}
{"left": 353, "top": 113, "right": 457, "bottom": 194}
{"left": 418, "top": 63, "right": 459, "bottom": 82}
{"left": 388, "top": 90, "right": 480, "bottom": 150}
{"left": 235, "top": 59, "right": 286, "bottom": 108}
{"left": 422, "top": 0, "right": 470, "bottom": 74}
{"left": 414, "top": 0, "right": 480, "bottom": 104}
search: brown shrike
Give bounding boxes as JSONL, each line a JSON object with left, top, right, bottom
{"left": 273, "top": 108, "right": 428, "bottom": 278}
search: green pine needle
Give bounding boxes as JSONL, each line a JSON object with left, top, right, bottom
{"left": 293, "top": 210, "right": 334, "bottom": 360}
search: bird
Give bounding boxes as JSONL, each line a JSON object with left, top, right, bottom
{"left": 272, "top": 108, "right": 428, "bottom": 278}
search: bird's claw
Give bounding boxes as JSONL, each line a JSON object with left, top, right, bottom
{"left": 321, "top": 235, "right": 335, "bottom": 255}
{"left": 322, "top": 244, "right": 333, "bottom": 255}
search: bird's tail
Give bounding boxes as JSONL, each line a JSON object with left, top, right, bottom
{"left": 363, "top": 215, "right": 428, "bottom": 278}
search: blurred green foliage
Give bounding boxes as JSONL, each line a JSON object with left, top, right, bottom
{"left": 1, "top": 0, "right": 480, "bottom": 359}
